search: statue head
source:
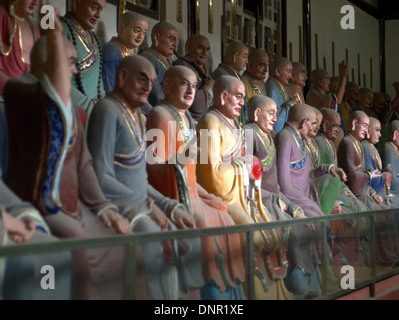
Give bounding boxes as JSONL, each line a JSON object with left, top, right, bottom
{"left": 309, "top": 69, "right": 330, "bottom": 94}
{"left": 367, "top": 117, "right": 381, "bottom": 145}
{"left": 213, "top": 75, "right": 246, "bottom": 122}
{"left": 344, "top": 82, "right": 360, "bottom": 106}
{"left": 72, "top": 0, "right": 106, "bottom": 31}
{"left": 246, "top": 49, "right": 269, "bottom": 82}
{"left": 247, "top": 95, "right": 277, "bottom": 134}
{"left": 185, "top": 34, "right": 211, "bottom": 68}
{"left": 348, "top": 110, "right": 369, "bottom": 142}
{"left": 270, "top": 57, "right": 293, "bottom": 86}
{"left": 290, "top": 62, "right": 307, "bottom": 89}
{"left": 30, "top": 36, "right": 78, "bottom": 81}
{"left": 287, "top": 104, "right": 317, "bottom": 140}
{"left": 162, "top": 66, "right": 197, "bottom": 111}
{"left": 114, "top": 55, "right": 156, "bottom": 109}
{"left": 320, "top": 108, "right": 341, "bottom": 141}
{"left": 358, "top": 87, "right": 374, "bottom": 111}
{"left": 117, "top": 12, "right": 148, "bottom": 50}
{"left": 150, "top": 21, "right": 178, "bottom": 60}
{"left": 223, "top": 40, "right": 249, "bottom": 74}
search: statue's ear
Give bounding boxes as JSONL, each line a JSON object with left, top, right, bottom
{"left": 220, "top": 90, "right": 228, "bottom": 106}
{"left": 393, "top": 130, "right": 399, "bottom": 142}
{"left": 254, "top": 108, "right": 261, "bottom": 122}
{"left": 153, "top": 33, "right": 160, "bottom": 48}
{"left": 351, "top": 119, "right": 357, "bottom": 132}
{"left": 233, "top": 52, "right": 238, "bottom": 64}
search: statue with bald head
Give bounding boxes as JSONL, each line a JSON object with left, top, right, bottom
{"left": 239, "top": 49, "right": 269, "bottom": 125}
{"left": 87, "top": 56, "right": 211, "bottom": 300}
{"left": 337, "top": 111, "right": 399, "bottom": 266}
{"left": 383, "top": 120, "right": 399, "bottom": 197}
{"left": 4, "top": 10, "right": 133, "bottom": 300}
{"left": 245, "top": 95, "right": 330, "bottom": 300}
{"left": 196, "top": 75, "right": 286, "bottom": 300}
{"left": 211, "top": 40, "right": 248, "bottom": 82}
{"left": 174, "top": 34, "right": 214, "bottom": 121}
{"left": 360, "top": 117, "right": 397, "bottom": 206}
{"left": 146, "top": 65, "right": 247, "bottom": 300}
{"left": 103, "top": 12, "right": 148, "bottom": 93}
{"left": 265, "top": 57, "right": 295, "bottom": 134}
{"left": 140, "top": 21, "right": 179, "bottom": 114}
{"left": 60, "top": 0, "right": 107, "bottom": 116}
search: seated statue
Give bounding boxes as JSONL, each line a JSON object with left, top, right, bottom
{"left": 0, "top": 166, "right": 72, "bottom": 300}
{"left": 244, "top": 95, "right": 325, "bottom": 300}
{"left": 304, "top": 107, "right": 344, "bottom": 216}
{"left": 87, "top": 56, "right": 206, "bottom": 300}
{"left": 0, "top": 0, "right": 40, "bottom": 95}
{"left": 196, "top": 75, "right": 290, "bottom": 300}
{"left": 286, "top": 62, "right": 307, "bottom": 105}
{"left": 361, "top": 117, "right": 398, "bottom": 207}
{"left": 275, "top": 103, "right": 347, "bottom": 297}
{"left": 140, "top": 21, "right": 179, "bottom": 115}
{"left": 174, "top": 34, "right": 214, "bottom": 122}
{"left": 60, "top": 0, "right": 106, "bottom": 117}
{"left": 146, "top": 65, "right": 247, "bottom": 300}
{"left": 240, "top": 49, "right": 269, "bottom": 124}
{"left": 338, "top": 111, "right": 399, "bottom": 266}
{"left": 265, "top": 57, "right": 294, "bottom": 134}
{"left": 103, "top": 12, "right": 148, "bottom": 93}
{"left": 3, "top": 12, "right": 131, "bottom": 300}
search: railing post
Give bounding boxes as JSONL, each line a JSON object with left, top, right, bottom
{"left": 125, "top": 243, "right": 137, "bottom": 300}
{"left": 246, "top": 230, "right": 255, "bottom": 300}
{"left": 370, "top": 215, "right": 377, "bottom": 297}
{"left": 322, "top": 222, "right": 328, "bottom": 297}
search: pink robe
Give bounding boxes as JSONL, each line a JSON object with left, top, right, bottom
{"left": 0, "top": 3, "right": 39, "bottom": 94}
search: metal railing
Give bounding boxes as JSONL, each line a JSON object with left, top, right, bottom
{"left": 1, "top": 207, "right": 399, "bottom": 300}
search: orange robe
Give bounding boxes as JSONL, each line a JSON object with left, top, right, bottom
{"left": 146, "top": 101, "right": 247, "bottom": 295}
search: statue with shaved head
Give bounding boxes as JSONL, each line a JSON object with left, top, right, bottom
{"left": 174, "top": 34, "right": 214, "bottom": 121}
{"left": 146, "top": 66, "right": 247, "bottom": 300}
{"left": 244, "top": 95, "right": 328, "bottom": 300}
{"left": 360, "top": 117, "right": 397, "bottom": 207}
{"left": 196, "top": 75, "right": 286, "bottom": 300}
{"left": 383, "top": 120, "right": 399, "bottom": 196}
{"left": 87, "top": 55, "right": 206, "bottom": 300}
{"left": 61, "top": 0, "right": 107, "bottom": 117}
{"left": 103, "top": 12, "right": 148, "bottom": 92}
{"left": 306, "top": 62, "right": 348, "bottom": 112}
{"left": 337, "top": 111, "right": 399, "bottom": 266}
{"left": 274, "top": 103, "right": 338, "bottom": 298}
{"left": 240, "top": 49, "right": 269, "bottom": 124}
{"left": 140, "top": 21, "right": 179, "bottom": 115}
{"left": 4, "top": 8, "right": 132, "bottom": 300}
{"left": 287, "top": 62, "right": 307, "bottom": 105}
{"left": 337, "top": 111, "right": 387, "bottom": 209}
{"left": 265, "top": 57, "right": 295, "bottom": 134}
{"left": 211, "top": 40, "right": 248, "bottom": 82}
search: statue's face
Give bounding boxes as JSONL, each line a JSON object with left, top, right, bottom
{"left": 122, "top": 62, "right": 156, "bottom": 108}
{"left": 352, "top": 116, "right": 369, "bottom": 141}
{"left": 220, "top": 81, "right": 246, "bottom": 120}
{"left": 164, "top": 70, "right": 197, "bottom": 110}
{"left": 154, "top": 28, "right": 178, "bottom": 58}
{"left": 345, "top": 85, "right": 360, "bottom": 106}
{"left": 372, "top": 95, "right": 386, "bottom": 114}
{"left": 307, "top": 113, "right": 322, "bottom": 139}
{"left": 324, "top": 115, "right": 341, "bottom": 141}
{"left": 291, "top": 65, "right": 307, "bottom": 89}
{"left": 73, "top": 0, "right": 106, "bottom": 31}
{"left": 14, "top": 0, "right": 38, "bottom": 17}
{"left": 254, "top": 101, "right": 277, "bottom": 134}
{"left": 359, "top": 91, "right": 374, "bottom": 110}
{"left": 247, "top": 55, "right": 269, "bottom": 82}
{"left": 368, "top": 121, "right": 382, "bottom": 145}
{"left": 232, "top": 48, "right": 249, "bottom": 73}
{"left": 186, "top": 38, "right": 211, "bottom": 67}
{"left": 121, "top": 19, "right": 148, "bottom": 49}
{"left": 318, "top": 73, "right": 331, "bottom": 93}
{"left": 275, "top": 62, "right": 293, "bottom": 86}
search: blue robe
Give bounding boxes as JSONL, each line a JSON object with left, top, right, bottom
{"left": 265, "top": 77, "right": 291, "bottom": 133}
